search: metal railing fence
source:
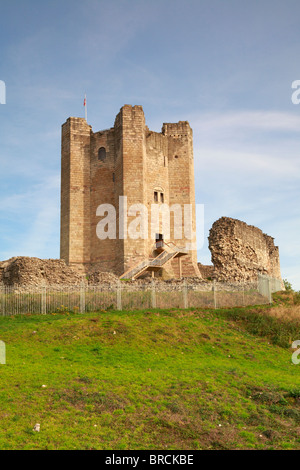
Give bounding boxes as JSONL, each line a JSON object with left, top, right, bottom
{"left": 0, "top": 277, "right": 280, "bottom": 316}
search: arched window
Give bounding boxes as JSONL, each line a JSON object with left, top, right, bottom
{"left": 98, "top": 147, "right": 106, "bottom": 161}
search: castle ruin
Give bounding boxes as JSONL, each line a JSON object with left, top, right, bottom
{"left": 0, "top": 105, "right": 284, "bottom": 288}
{"left": 59, "top": 104, "right": 283, "bottom": 285}
{"left": 60, "top": 105, "right": 201, "bottom": 279}
{"left": 207, "top": 217, "right": 283, "bottom": 284}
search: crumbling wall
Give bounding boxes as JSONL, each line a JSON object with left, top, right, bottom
{"left": 197, "top": 263, "right": 214, "bottom": 279}
{"left": 208, "top": 217, "right": 283, "bottom": 283}
{"left": 0, "top": 257, "right": 84, "bottom": 287}
{"left": 0, "top": 257, "right": 121, "bottom": 287}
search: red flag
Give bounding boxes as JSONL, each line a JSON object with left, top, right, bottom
{"left": 83, "top": 94, "right": 87, "bottom": 121}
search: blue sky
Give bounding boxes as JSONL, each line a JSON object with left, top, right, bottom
{"left": 0, "top": 0, "right": 300, "bottom": 288}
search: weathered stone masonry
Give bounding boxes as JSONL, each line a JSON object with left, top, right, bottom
{"left": 207, "top": 217, "right": 283, "bottom": 284}
{"left": 60, "top": 105, "right": 201, "bottom": 278}
{"left": 0, "top": 106, "right": 284, "bottom": 288}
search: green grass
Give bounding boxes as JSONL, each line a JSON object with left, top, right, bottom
{"left": 0, "top": 297, "right": 299, "bottom": 450}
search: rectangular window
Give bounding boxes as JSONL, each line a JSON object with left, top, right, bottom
{"left": 154, "top": 191, "right": 158, "bottom": 202}
{"left": 160, "top": 193, "right": 164, "bottom": 203}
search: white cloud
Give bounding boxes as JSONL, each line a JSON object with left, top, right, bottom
{"left": 193, "top": 110, "right": 300, "bottom": 134}
{"left": 191, "top": 110, "right": 300, "bottom": 182}
{"left": 0, "top": 174, "right": 60, "bottom": 260}
{"left": 190, "top": 109, "right": 300, "bottom": 289}
{"left": 195, "top": 147, "right": 300, "bottom": 180}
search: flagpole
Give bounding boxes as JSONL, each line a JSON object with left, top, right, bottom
{"left": 84, "top": 94, "right": 87, "bottom": 122}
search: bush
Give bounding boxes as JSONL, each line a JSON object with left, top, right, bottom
{"left": 283, "top": 279, "right": 293, "bottom": 291}
{"left": 293, "top": 291, "right": 300, "bottom": 305}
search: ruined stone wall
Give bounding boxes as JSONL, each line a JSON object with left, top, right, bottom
{"left": 208, "top": 217, "right": 283, "bottom": 283}
{"left": 0, "top": 257, "right": 257, "bottom": 293}
{"left": 198, "top": 263, "right": 215, "bottom": 279}
{"left": 0, "top": 257, "right": 84, "bottom": 287}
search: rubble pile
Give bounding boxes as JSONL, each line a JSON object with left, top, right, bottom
{"left": 87, "top": 271, "right": 119, "bottom": 285}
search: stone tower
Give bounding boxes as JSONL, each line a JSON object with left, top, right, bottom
{"left": 60, "top": 105, "right": 201, "bottom": 279}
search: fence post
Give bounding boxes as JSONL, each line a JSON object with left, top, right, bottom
{"left": 183, "top": 280, "right": 188, "bottom": 309}
{"left": 151, "top": 280, "right": 156, "bottom": 309}
{"left": 0, "top": 286, "right": 3, "bottom": 316}
{"left": 0, "top": 340, "right": 5, "bottom": 364}
{"left": 213, "top": 280, "right": 217, "bottom": 309}
{"left": 117, "top": 281, "right": 122, "bottom": 311}
{"left": 80, "top": 281, "right": 86, "bottom": 314}
{"left": 0, "top": 285, "right": 3, "bottom": 316}
{"left": 41, "top": 284, "right": 47, "bottom": 315}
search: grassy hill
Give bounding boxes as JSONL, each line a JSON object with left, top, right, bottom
{"left": 0, "top": 292, "right": 299, "bottom": 450}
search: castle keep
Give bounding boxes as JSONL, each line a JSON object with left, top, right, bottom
{"left": 60, "top": 105, "right": 201, "bottom": 279}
